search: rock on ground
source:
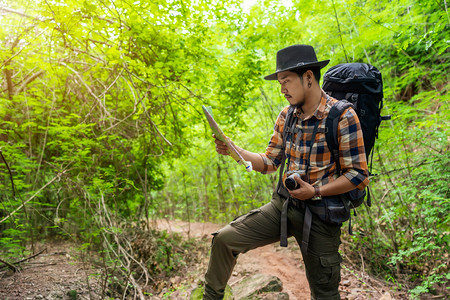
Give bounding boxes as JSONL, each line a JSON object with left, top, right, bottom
{"left": 232, "top": 274, "right": 284, "bottom": 299}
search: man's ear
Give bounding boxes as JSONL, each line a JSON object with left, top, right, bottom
{"left": 305, "top": 70, "right": 313, "bottom": 81}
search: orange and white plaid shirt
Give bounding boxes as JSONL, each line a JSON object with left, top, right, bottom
{"left": 259, "top": 91, "right": 369, "bottom": 190}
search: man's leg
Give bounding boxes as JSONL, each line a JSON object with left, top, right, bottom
{"left": 303, "top": 216, "right": 342, "bottom": 300}
{"left": 288, "top": 206, "right": 342, "bottom": 300}
{"left": 203, "top": 201, "right": 281, "bottom": 300}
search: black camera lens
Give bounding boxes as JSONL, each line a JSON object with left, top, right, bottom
{"left": 285, "top": 175, "right": 299, "bottom": 190}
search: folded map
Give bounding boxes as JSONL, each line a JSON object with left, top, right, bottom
{"left": 202, "top": 105, "right": 252, "bottom": 172}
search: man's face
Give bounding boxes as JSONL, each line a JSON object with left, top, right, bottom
{"left": 277, "top": 70, "right": 306, "bottom": 106}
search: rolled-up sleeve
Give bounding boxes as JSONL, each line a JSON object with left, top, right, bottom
{"left": 337, "top": 108, "right": 370, "bottom": 190}
{"left": 259, "top": 106, "right": 290, "bottom": 174}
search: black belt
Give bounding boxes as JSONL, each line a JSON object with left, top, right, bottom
{"left": 291, "top": 197, "right": 326, "bottom": 215}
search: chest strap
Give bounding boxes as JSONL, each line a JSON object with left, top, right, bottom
{"left": 280, "top": 119, "right": 320, "bottom": 250}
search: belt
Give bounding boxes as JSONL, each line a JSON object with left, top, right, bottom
{"left": 291, "top": 198, "right": 327, "bottom": 215}
{"left": 280, "top": 197, "right": 327, "bottom": 254}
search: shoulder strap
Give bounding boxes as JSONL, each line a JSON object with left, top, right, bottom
{"left": 278, "top": 106, "right": 298, "bottom": 247}
{"left": 276, "top": 106, "right": 296, "bottom": 198}
{"left": 325, "top": 100, "right": 353, "bottom": 174}
{"left": 325, "top": 100, "right": 368, "bottom": 208}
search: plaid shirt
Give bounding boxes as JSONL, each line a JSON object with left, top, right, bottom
{"left": 260, "top": 92, "right": 369, "bottom": 190}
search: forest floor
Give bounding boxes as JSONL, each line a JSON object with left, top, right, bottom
{"left": 156, "top": 220, "right": 408, "bottom": 300}
{"left": 0, "top": 241, "right": 103, "bottom": 300}
{"left": 0, "top": 220, "right": 410, "bottom": 300}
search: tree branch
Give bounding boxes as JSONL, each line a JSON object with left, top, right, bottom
{"left": 0, "top": 257, "right": 19, "bottom": 272}
{"left": 0, "top": 170, "right": 66, "bottom": 224}
{"left": 331, "top": 0, "right": 349, "bottom": 63}
{"left": 0, "top": 6, "right": 44, "bottom": 21}
{"left": 59, "top": 61, "right": 111, "bottom": 118}
{"left": 15, "top": 70, "right": 45, "bottom": 94}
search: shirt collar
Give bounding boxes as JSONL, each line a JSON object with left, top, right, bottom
{"left": 314, "top": 91, "right": 329, "bottom": 120}
{"left": 293, "top": 90, "right": 329, "bottom": 120}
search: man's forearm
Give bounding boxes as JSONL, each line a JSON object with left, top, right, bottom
{"left": 234, "top": 146, "right": 267, "bottom": 173}
{"left": 289, "top": 172, "right": 358, "bottom": 200}
{"left": 214, "top": 135, "right": 276, "bottom": 174}
{"left": 320, "top": 175, "right": 357, "bottom": 197}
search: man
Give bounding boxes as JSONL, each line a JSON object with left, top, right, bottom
{"left": 203, "top": 45, "right": 369, "bottom": 299}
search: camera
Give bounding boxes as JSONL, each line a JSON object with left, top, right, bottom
{"left": 284, "top": 171, "right": 306, "bottom": 190}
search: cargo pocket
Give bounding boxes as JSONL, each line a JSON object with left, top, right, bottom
{"left": 230, "top": 209, "right": 261, "bottom": 227}
{"left": 316, "top": 253, "right": 342, "bottom": 285}
{"left": 210, "top": 230, "right": 220, "bottom": 247}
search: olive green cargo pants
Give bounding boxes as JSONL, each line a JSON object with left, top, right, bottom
{"left": 203, "top": 192, "right": 342, "bottom": 300}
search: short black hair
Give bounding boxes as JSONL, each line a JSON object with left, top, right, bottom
{"left": 292, "top": 67, "right": 321, "bottom": 84}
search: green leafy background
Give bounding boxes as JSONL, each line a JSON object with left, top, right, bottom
{"left": 0, "top": 0, "right": 448, "bottom": 298}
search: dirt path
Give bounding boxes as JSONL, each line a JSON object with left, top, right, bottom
{"left": 0, "top": 242, "right": 101, "bottom": 300}
{"left": 157, "top": 219, "right": 404, "bottom": 300}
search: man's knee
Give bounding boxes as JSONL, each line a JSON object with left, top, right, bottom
{"left": 211, "top": 226, "right": 234, "bottom": 247}
{"left": 210, "top": 226, "right": 242, "bottom": 258}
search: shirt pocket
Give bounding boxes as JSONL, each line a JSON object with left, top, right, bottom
{"left": 310, "top": 131, "right": 330, "bottom": 168}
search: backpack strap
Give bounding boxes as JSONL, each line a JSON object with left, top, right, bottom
{"left": 281, "top": 119, "right": 320, "bottom": 249}
{"left": 276, "top": 106, "right": 297, "bottom": 199}
{"left": 277, "top": 106, "right": 296, "bottom": 247}
{"left": 325, "top": 100, "right": 368, "bottom": 228}
{"left": 297, "top": 120, "right": 321, "bottom": 253}
{"left": 325, "top": 100, "right": 353, "bottom": 174}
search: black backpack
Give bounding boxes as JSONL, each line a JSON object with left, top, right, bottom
{"left": 278, "top": 63, "right": 389, "bottom": 208}
{"left": 322, "top": 62, "right": 390, "bottom": 207}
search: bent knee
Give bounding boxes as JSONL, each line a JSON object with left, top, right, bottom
{"left": 211, "top": 225, "right": 236, "bottom": 247}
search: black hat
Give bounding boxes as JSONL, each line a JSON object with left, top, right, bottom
{"left": 264, "top": 45, "right": 330, "bottom": 80}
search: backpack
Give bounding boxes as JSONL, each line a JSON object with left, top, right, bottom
{"left": 322, "top": 62, "right": 390, "bottom": 207}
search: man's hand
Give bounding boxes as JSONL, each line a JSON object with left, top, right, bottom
{"left": 288, "top": 174, "right": 315, "bottom": 200}
{"left": 213, "top": 134, "right": 231, "bottom": 156}
{"left": 212, "top": 134, "right": 269, "bottom": 173}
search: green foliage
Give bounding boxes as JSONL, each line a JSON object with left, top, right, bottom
{"left": 341, "top": 85, "right": 448, "bottom": 295}
{"left": 133, "top": 229, "right": 206, "bottom": 277}
{"left": 0, "top": 227, "right": 27, "bottom": 259}
{"left": 0, "top": 0, "right": 448, "bottom": 298}
{"left": 190, "top": 284, "right": 233, "bottom": 300}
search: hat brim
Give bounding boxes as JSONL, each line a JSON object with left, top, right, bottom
{"left": 264, "top": 60, "right": 330, "bottom": 81}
